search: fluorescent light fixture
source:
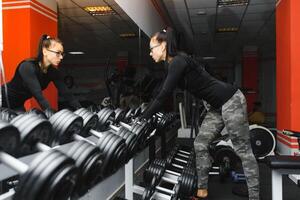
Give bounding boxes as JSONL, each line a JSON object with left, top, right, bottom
{"left": 203, "top": 56, "right": 216, "bottom": 60}
{"left": 119, "top": 33, "right": 136, "bottom": 38}
{"left": 217, "top": 0, "right": 249, "bottom": 7}
{"left": 217, "top": 27, "right": 238, "bottom": 32}
{"left": 197, "top": 9, "right": 206, "bottom": 15}
{"left": 69, "top": 51, "right": 85, "bottom": 55}
{"left": 84, "top": 6, "right": 116, "bottom": 16}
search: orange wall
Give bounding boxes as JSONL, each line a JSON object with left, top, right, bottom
{"left": 2, "top": 0, "right": 58, "bottom": 110}
{"left": 3, "top": 9, "right": 31, "bottom": 80}
{"left": 290, "top": 0, "right": 300, "bottom": 130}
{"left": 276, "top": 0, "right": 300, "bottom": 131}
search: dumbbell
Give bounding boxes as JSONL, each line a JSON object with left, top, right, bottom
{"left": 97, "top": 108, "right": 152, "bottom": 149}
{"left": 114, "top": 108, "right": 126, "bottom": 123}
{"left": 46, "top": 109, "right": 128, "bottom": 177}
{"left": 0, "top": 120, "right": 78, "bottom": 200}
{"left": 0, "top": 107, "right": 18, "bottom": 122}
{"left": 107, "top": 124, "right": 138, "bottom": 159}
{"left": 144, "top": 158, "right": 196, "bottom": 184}
{"left": 119, "top": 120, "right": 152, "bottom": 144}
{"left": 74, "top": 108, "right": 132, "bottom": 163}
{"left": 142, "top": 161, "right": 197, "bottom": 200}
{"left": 165, "top": 147, "right": 195, "bottom": 169}
{"left": 21, "top": 108, "right": 125, "bottom": 178}
{"left": 74, "top": 108, "right": 136, "bottom": 162}
{"left": 9, "top": 113, "right": 103, "bottom": 197}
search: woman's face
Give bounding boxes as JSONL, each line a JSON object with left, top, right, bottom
{"left": 149, "top": 38, "right": 166, "bottom": 63}
{"left": 43, "top": 41, "right": 64, "bottom": 67}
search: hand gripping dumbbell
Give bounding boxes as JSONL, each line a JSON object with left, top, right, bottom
{"left": 9, "top": 113, "right": 103, "bottom": 197}
{"left": 0, "top": 120, "right": 79, "bottom": 200}
{"left": 74, "top": 108, "right": 138, "bottom": 161}
{"left": 46, "top": 109, "right": 128, "bottom": 177}
{"left": 142, "top": 159, "right": 197, "bottom": 200}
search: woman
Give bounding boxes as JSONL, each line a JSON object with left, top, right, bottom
{"left": 1, "top": 34, "right": 81, "bottom": 111}
{"left": 141, "top": 27, "right": 260, "bottom": 200}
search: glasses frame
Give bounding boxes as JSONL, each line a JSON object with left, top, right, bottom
{"left": 47, "top": 49, "right": 65, "bottom": 58}
{"left": 149, "top": 43, "right": 161, "bottom": 52}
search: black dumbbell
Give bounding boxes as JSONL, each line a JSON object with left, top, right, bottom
{"left": 0, "top": 120, "right": 78, "bottom": 200}
{"left": 9, "top": 113, "right": 103, "bottom": 197}
{"left": 118, "top": 120, "right": 153, "bottom": 148}
{"left": 142, "top": 160, "right": 197, "bottom": 200}
{"left": 74, "top": 108, "right": 137, "bottom": 160}
{"left": 48, "top": 109, "right": 128, "bottom": 177}
{"left": 97, "top": 107, "right": 152, "bottom": 150}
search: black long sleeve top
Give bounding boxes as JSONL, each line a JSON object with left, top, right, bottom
{"left": 142, "top": 54, "right": 237, "bottom": 119}
{"left": 1, "top": 59, "right": 81, "bottom": 110}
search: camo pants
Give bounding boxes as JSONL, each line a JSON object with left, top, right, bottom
{"left": 194, "top": 90, "right": 260, "bottom": 200}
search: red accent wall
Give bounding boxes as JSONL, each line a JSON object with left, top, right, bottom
{"left": 2, "top": 0, "right": 58, "bottom": 110}
{"left": 276, "top": 0, "right": 300, "bottom": 131}
{"left": 242, "top": 53, "right": 258, "bottom": 113}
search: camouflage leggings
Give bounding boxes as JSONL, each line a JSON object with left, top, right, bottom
{"left": 194, "top": 90, "right": 260, "bottom": 200}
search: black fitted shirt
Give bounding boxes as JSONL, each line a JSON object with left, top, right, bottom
{"left": 142, "top": 54, "right": 237, "bottom": 119}
{"left": 1, "top": 59, "right": 80, "bottom": 110}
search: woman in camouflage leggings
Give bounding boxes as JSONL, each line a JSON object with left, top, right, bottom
{"left": 141, "top": 27, "right": 260, "bottom": 200}
{"left": 194, "top": 90, "right": 259, "bottom": 200}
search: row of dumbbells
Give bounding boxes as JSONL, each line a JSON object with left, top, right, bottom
{"left": 88, "top": 103, "right": 177, "bottom": 132}
{"left": 141, "top": 145, "right": 198, "bottom": 200}
{"left": 0, "top": 106, "right": 175, "bottom": 200}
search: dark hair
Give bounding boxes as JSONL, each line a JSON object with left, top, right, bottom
{"left": 36, "top": 34, "right": 63, "bottom": 62}
{"left": 152, "top": 27, "right": 178, "bottom": 57}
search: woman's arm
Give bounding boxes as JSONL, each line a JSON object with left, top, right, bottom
{"left": 18, "top": 62, "right": 52, "bottom": 109}
{"left": 142, "top": 56, "right": 187, "bottom": 119}
{"left": 51, "top": 69, "right": 81, "bottom": 110}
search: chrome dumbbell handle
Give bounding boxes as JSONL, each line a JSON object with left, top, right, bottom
{"left": 0, "top": 152, "right": 28, "bottom": 174}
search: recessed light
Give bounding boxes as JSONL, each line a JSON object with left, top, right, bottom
{"left": 197, "top": 10, "right": 206, "bottom": 15}
{"left": 203, "top": 56, "right": 216, "bottom": 60}
{"left": 84, "top": 6, "right": 116, "bottom": 16}
{"left": 119, "top": 33, "right": 136, "bottom": 38}
{"left": 69, "top": 51, "right": 85, "bottom": 55}
{"left": 217, "top": 0, "right": 249, "bottom": 7}
{"left": 217, "top": 27, "right": 238, "bottom": 32}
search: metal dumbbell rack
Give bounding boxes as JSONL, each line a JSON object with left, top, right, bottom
{"left": 125, "top": 145, "right": 196, "bottom": 200}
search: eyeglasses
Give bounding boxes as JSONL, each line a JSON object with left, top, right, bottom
{"left": 149, "top": 44, "right": 161, "bottom": 52}
{"left": 47, "top": 49, "right": 65, "bottom": 58}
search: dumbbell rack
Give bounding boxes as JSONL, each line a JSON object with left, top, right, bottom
{"left": 125, "top": 121, "right": 181, "bottom": 200}
{"left": 0, "top": 122, "right": 179, "bottom": 200}
{"left": 0, "top": 138, "right": 80, "bottom": 200}
{"left": 125, "top": 158, "right": 181, "bottom": 200}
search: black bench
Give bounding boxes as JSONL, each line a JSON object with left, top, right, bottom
{"left": 265, "top": 155, "right": 300, "bottom": 200}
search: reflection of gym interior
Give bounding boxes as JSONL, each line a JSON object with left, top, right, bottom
{"left": 0, "top": 0, "right": 300, "bottom": 200}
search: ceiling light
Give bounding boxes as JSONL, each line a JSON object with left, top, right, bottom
{"left": 202, "top": 56, "right": 216, "bottom": 60}
{"left": 119, "top": 33, "right": 136, "bottom": 38}
{"left": 69, "top": 51, "right": 85, "bottom": 55}
{"left": 216, "top": 27, "right": 238, "bottom": 32}
{"left": 197, "top": 10, "right": 206, "bottom": 15}
{"left": 217, "top": 0, "right": 249, "bottom": 7}
{"left": 84, "top": 6, "right": 116, "bottom": 16}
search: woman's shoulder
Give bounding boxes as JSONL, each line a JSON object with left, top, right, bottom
{"left": 18, "top": 59, "right": 38, "bottom": 70}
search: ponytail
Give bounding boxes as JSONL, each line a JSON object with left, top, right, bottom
{"left": 152, "top": 27, "right": 178, "bottom": 57}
